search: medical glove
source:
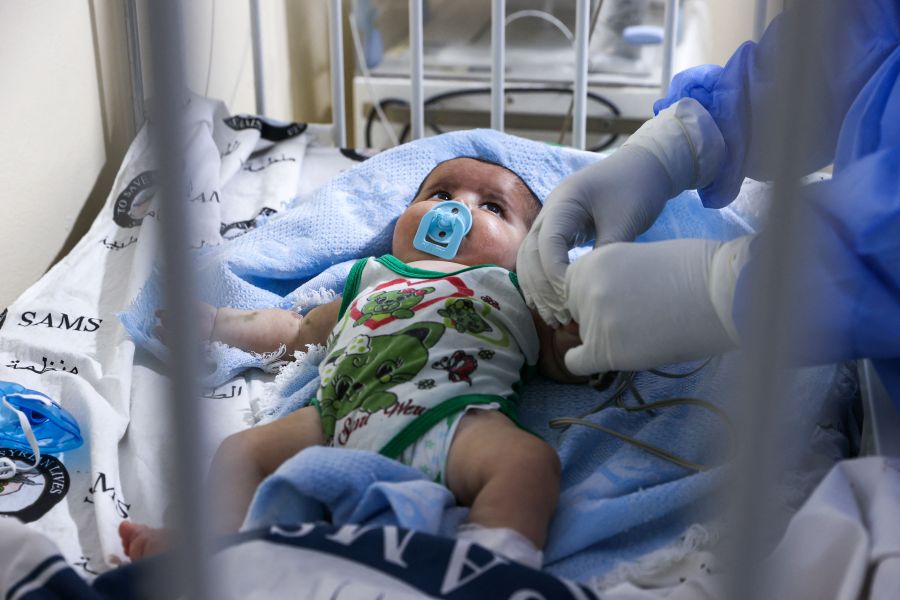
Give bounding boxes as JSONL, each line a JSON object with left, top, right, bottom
{"left": 517, "top": 98, "right": 725, "bottom": 326}
{"left": 563, "top": 236, "right": 752, "bottom": 375}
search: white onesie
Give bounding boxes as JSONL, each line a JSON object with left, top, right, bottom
{"left": 311, "top": 255, "right": 539, "bottom": 481}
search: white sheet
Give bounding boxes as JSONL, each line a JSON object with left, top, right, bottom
{"left": 0, "top": 96, "right": 365, "bottom": 577}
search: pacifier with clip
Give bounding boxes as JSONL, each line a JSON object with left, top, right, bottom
{"left": 413, "top": 201, "right": 473, "bottom": 260}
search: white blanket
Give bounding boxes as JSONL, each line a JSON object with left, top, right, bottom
{"left": 0, "top": 95, "right": 363, "bottom": 577}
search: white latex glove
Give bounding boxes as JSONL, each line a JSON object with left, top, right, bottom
{"left": 564, "top": 236, "right": 753, "bottom": 375}
{"left": 517, "top": 98, "right": 726, "bottom": 326}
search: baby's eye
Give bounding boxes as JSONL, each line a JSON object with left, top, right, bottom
{"left": 481, "top": 202, "right": 503, "bottom": 216}
{"left": 431, "top": 191, "right": 452, "bottom": 201}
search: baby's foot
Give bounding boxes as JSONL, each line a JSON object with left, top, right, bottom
{"left": 119, "top": 521, "right": 171, "bottom": 560}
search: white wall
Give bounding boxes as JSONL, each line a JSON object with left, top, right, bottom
{"left": 0, "top": 0, "right": 341, "bottom": 309}
{"left": 1, "top": 1, "right": 118, "bottom": 309}
{"left": 707, "top": 0, "right": 781, "bottom": 64}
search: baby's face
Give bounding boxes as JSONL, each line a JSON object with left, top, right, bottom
{"left": 392, "top": 158, "right": 539, "bottom": 271}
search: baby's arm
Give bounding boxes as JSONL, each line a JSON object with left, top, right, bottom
{"left": 533, "top": 313, "right": 590, "bottom": 383}
{"left": 208, "top": 298, "right": 342, "bottom": 355}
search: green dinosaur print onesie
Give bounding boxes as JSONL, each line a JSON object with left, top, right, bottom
{"left": 312, "top": 255, "right": 539, "bottom": 462}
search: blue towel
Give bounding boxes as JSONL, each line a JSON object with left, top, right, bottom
{"left": 244, "top": 446, "right": 467, "bottom": 537}
{"left": 246, "top": 357, "right": 855, "bottom": 581}
{"left": 120, "top": 129, "right": 752, "bottom": 384}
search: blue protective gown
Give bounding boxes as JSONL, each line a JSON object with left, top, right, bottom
{"left": 654, "top": 0, "right": 900, "bottom": 406}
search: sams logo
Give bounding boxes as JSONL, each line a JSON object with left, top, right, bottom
{"left": 18, "top": 311, "right": 102, "bottom": 333}
{"left": 113, "top": 170, "right": 157, "bottom": 228}
{"left": 0, "top": 449, "right": 70, "bottom": 523}
{"left": 220, "top": 207, "right": 277, "bottom": 239}
{"left": 223, "top": 116, "right": 307, "bottom": 141}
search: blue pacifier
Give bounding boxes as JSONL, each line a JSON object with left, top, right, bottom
{"left": 413, "top": 200, "right": 473, "bottom": 260}
{"left": 0, "top": 381, "right": 83, "bottom": 479}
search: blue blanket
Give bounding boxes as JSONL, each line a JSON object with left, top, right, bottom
{"left": 121, "top": 129, "right": 852, "bottom": 582}
{"left": 120, "top": 129, "right": 752, "bottom": 384}
{"left": 246, "top": 359, "right": 855, "bottom": 582}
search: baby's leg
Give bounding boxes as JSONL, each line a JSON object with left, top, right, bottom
{"left": 120, "top": 405, "right": 324, "bottom": 560}
{"left": 207, "top": 404, "right": 325, "bottom": 533}
{"left": 445, "top": 410, "right": 561, "bottom": 563}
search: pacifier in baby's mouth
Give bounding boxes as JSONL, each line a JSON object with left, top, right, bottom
{"left": 412, "top": 200, "right": 473, "bottom": 260}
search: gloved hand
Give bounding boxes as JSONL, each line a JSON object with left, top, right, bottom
{"left": 653, "top": 64, "right": 724, "bottom": 115}
{"left": 563, "top": 236, "right": 753, "bottom": 375}
{"left": 517, "top": 98, "right": 726, "bottom": 326}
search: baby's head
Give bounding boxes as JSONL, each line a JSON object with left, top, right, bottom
{"left": 392, "top": 157, "right": 541, "bottom": 271}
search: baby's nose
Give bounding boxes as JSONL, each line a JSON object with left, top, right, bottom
{"left": 453, "top": 193, "right": 480, "bottom": 209}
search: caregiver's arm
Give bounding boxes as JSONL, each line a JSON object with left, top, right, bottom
{"left": 732, "top": 149, "right": 900, "bottom": 367}
{"left": 517, "top": 98, "right": 725, "bottom": 326}
{"left": 654, "top": 0, "right": 900, "bottom": 208}
{"left": 209, "top": 298, "right": 342, "bottom": 355}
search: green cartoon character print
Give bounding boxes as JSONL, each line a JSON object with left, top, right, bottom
{"left": 318, "top": 322, "right": 445, "bottom": 436}
{"left": 354, "top": 287, "right": 436, "bottom": 325}
{"left": 438, "top": 298, "right": 493, "bottom": 334}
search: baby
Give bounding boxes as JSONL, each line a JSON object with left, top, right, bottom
{"left": 120, "top": 157, "right": 584, "bottom": 568}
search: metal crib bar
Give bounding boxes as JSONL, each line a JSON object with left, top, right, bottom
{"left": 250, "top": 0, "right": 266, "bottom": 116}
{"left": 573, "top": 0, "right": 590, "bottom": 150}
{"left": 409, "top": 0, "right": 425, "bottom": 140}
{"left": 661, "top": 0, "right": 679, "bottom": 91}
{"left": 726, "top": 5, "right": 827, "bottom": 599}
{"left": 329, "top": 0, "right": 347, "bottom": 146}
{"left": 753, "top": 0, "right": 769, "bottom": 41}
{"left": 860, "top": 359, "right": 900, "bottom": 457}
{"left": 491, "top": 0, "right": 506, "bottom": 132}
{"left": 145, "top": 1, "right": 218, "bottom": 598}
{"left": 124, "top": 0, "right": 145, "bottom": 133}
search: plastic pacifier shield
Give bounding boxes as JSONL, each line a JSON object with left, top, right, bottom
{"left": 0, "top": 381, "right": 83, "bottom": 455}
{"left": 412, "top": 201, "right": 473, "bottom": 260}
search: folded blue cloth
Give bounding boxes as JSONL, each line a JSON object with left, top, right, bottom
{"left": 244, "top": 446, "right": 467, "bottom": 537}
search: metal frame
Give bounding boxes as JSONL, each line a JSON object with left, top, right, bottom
{"left": 572, "top": 0, "right": 590, "bottom": 149}
{"left": 124, "top": 0, "right": 145, "bottom": 133}
{"left": 329, "top": 0, "right": 347, "bottom": 146}
{"left": 490, "top": 0, "right": 506, "bottom": 132}
{"left": 661, "top": 0, "right": 679, "bottom": 90}
{"left": 753, "top": 0, "right": 768, "bottom": 41}
{"left": 408, "top": 0, "right": 425, "bottom": 140}
{"left": 860, "top": 360, "right": 900, "bottom": 457}
{"left": 249, "top": 0, "right": 266, "bottom": 116}
{"left": 144, "top": 3, "right": 217, "bottom": 598}
{"left": 123, "top": 0, "right": 725, "bottom": 149}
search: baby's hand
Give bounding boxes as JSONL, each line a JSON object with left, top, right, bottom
{"left": 154, "top": 303, "right": 218, "bottom": 345}
{"left": 553, "top": 321, "right": 582, "bottom": 355}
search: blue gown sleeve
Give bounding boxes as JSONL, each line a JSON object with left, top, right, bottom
{"left": 654, "top": 0, "right": 900, "bottom": 209}
{"left": 732, "top": 147, "right": 900, "bottom": 368}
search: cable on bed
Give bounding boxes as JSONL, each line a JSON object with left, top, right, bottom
{"left": 549, "top": 360, "right": 738, "bottom": 472}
